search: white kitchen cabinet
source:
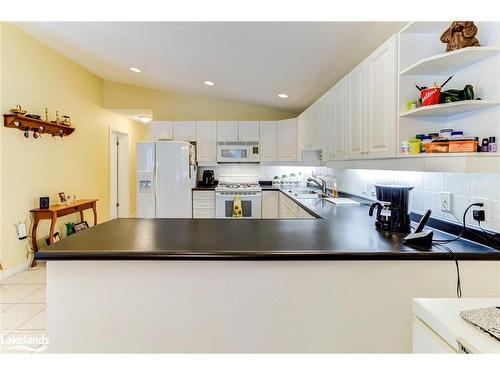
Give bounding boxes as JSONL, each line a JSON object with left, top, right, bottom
{"left": 299, "top": 105, "right": 321, "bottom": 152}
{"left": 329, "top": 79, "right": 347, "bottom": 161}
{"left": 217, "top": 121, "right": 260, "bottom": 142}
{"left": 173, "top": 121, "right": 197, "bottom": 142}
{"left": 259, "top": 121, "right": 277, "bottom": 161}
{"left": 262, "top": 191, "right": 279, "bottom": 219}
{"left": 364, "top": 34, "right": 398, "bottom": 158}
{"left": 217, "top": 121, "right": 239, "bottom": 142}
{"left": 276, "top": 118, "right": 297, "bottom": 161}
{"left": 238, "top": 121, "right": 260, "bottom": 142}
{"left": 196, "top": 121, "right": 217, "bottom": 162}
{"left": 192, "top": 191, "right": 215, "bottom": 218}
{"left": 150, "top": 121, "right": 174, "bottom": 141}
{"left": 278, "top": 193, "right": 313, "bottom": 219}
{"left": 346, "top": 62, "right": 366, "bottom": 160}
{"left": 344, "top": 34, "right": 398, "bottom": 160}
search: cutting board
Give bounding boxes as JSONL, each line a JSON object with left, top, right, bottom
{"left": 325, "top": 197, "right": 360, "bottom": 206}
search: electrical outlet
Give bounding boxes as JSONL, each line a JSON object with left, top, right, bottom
{"left": 441, "top": 192, "right": 452, "bottom": 212}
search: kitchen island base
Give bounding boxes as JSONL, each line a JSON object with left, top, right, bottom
{"left": 46, "top": 260, "right": 500, "bottom": 353}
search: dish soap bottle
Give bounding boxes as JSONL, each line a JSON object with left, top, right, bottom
{"left": 332, "top": 181, "right": 339, "bottom": 198}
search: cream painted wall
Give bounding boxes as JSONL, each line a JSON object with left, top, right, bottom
{"left": 102, "top": 81, "right": 297, "bottom": 121}
{"left": 0, "top": 24, "right": 148, "bottom": 271}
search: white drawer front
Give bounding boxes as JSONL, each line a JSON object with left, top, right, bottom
{"left": 193, "top": 210, "right": 215, "bottom": 218}
{"left": 193, "top": 191, "right": 215, "bottom": 200}
{"left": 193, "top": 199, "right": 215, "bottom": 210}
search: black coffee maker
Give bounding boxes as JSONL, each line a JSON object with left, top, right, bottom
{"left": 369, "top": 185, "right": 413, "bottom": 233}
{"left": 202, "top": 170, "right": 215, "bottom": 186}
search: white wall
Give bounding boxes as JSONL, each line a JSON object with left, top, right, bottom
{"left": 329, "top": 168, "right": 500, "bottom": 233}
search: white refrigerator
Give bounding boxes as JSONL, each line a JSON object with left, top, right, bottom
{"left": 136, "top": 141, "right": 196, "bottom": 218}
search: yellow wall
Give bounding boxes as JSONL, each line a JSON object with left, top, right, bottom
{"left": 0, "top": 24, "right": 148, "bottom": 271}
{"left": 103, "top": 81, "right": 297, "bottom": 120}
{"left": 0, "top": 24, "right": 297, "bottom": 273}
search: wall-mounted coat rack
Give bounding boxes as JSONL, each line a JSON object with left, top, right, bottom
{"left": 3, "top": 114, "right": 75, "bottom": 138}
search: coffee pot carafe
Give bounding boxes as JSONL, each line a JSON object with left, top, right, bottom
{"left": 369, "top": 185, "right": 413, "bottom": 233}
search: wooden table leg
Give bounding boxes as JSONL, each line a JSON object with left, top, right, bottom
{"left": 49, "top": 212, "right": 57, "bottom": 245}
{"left": 79, "top": 210, "right": 84, "bottom": 223}
{"left": 92, "top": 202, "right": 98, "bottom": 226}
{"left": 30, "top": 214, "right": 40, "bottom": 268}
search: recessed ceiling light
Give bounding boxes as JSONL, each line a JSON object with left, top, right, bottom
{"left": 138, "top": 116, "right": 152, "bottom": 123}
{"left": 129, "top": 67, "right": 142, "bottom": 73}
{"left": 278, "top": 93, "right": 289, "bottom": 99}
{"left": 203, "top": 80, "right": 215, "bottom": 86}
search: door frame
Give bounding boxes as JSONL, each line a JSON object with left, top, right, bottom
{"left": 109, "top": 128, "right": 130, "bottom": 219}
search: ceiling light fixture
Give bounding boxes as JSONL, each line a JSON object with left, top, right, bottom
{"left": 203, "top": 80, "right": 215, "bottom": 86}
{"left": 138, "top": 116, "right": 152, "bottom": 123}
{"left": 129, "top": 67, "right": 142, "bottom": 73}
{"left": 278, "top": 93, "right": 289, "bottom": 99}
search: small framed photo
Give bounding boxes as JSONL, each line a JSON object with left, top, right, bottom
{"left": 73, "top": 221, "right": 89, "bottom": 233}
{"left": 58, "top": 192, "right": 67, "bottom": 203}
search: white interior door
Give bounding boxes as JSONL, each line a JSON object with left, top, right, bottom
{"left": 109, "top": 129, "right": 130, "bottom": 219}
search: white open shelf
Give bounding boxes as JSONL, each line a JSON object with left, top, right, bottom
{"left": 399, "top": 22, "right": 450, "bottom": 35}
{"left": 398, "top": 152, "right": 498, "bottom": 158}
{"left": 400, "top": 46, "right": 500, "bottom": 75}
{"left": 400, "top": 100, "right": 500, "bottom": 118}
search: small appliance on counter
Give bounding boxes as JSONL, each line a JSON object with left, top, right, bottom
{"left": 201, "top": 170, "right": 215, "bottom": 186}
{"left": 369, "top": 184, "right": 413, "bottom": 234}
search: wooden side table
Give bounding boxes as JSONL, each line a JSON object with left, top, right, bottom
{"left": 30, "top": 199, "right": 98, "bottom": 266}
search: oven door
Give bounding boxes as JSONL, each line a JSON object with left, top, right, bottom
{"left": 215, "top": 192, "right": 262, "bottom": 219}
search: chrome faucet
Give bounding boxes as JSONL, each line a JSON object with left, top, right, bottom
{"left": 307, "top": 177, "right": 328, "bottom": 195}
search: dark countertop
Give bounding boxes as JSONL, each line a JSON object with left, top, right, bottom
{"left": 36, "top": 184, "right": 500, "bottom": 261}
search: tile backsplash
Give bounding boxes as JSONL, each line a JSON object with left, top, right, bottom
{"left": 198, "top": 165, "right": 326, "bottom": 182}
{"left": 329, "top": 169, "right": 500, "bottom": 233}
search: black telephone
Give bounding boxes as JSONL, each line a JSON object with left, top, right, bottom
{"left": 403, "top": 209, "right": 434, "bottom": 249}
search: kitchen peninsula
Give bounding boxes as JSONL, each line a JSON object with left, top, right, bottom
{"left": 37, "top": 188, "right": 500, "bottom": 353}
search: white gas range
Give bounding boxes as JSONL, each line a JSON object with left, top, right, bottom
{"left": 215, "top": 175, "right": 262, "bottom": 219}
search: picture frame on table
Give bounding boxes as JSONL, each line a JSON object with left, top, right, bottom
{"left": 73, "top": 221, "right": 89, "bottom": 233}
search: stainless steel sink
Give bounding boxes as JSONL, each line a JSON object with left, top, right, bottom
{"left": 288, "top": 190, "right": 328, "bottom": 199}
{"left": 294, "top": 193, "right": 327, "bottom": 199}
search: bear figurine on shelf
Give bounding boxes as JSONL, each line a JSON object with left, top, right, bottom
{"left": 440, "top": 21, "right": 480, "bottom": 52}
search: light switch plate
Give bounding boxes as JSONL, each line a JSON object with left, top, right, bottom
{"left": 17, "top": 223, "right": 27, "bottom": 240}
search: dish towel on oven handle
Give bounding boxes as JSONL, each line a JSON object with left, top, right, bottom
{"left": 232, "top": 195, "right": 242, "bottom": 218}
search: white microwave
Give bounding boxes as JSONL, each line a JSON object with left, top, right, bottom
{"left": 217, "top": 143, "right": 260, "bottom": 163}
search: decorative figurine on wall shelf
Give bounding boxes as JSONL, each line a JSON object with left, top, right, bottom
{"left": 440, "top": 21, "right": 480, "bottom": 52}
{"left": 44, "top": 107, "right": 49, "bottom": 122}
{"left": 55, "top": 110, "right": 61, "bottom": 124}
{"left": 10, "top": 104, "right": 27, "bottom": 115}
{"left": 61, "top": 115, "right": 72, "bottom": 126}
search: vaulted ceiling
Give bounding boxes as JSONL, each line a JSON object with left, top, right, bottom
{"left": 16, "top": 22, "right": 406, "bottom": 113}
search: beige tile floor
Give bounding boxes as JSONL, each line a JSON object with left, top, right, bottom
{"left": 0, "top": 262, "right": 47, "bottom": 354}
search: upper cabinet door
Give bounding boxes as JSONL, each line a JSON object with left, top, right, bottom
{"left": 196, "top": 121, "right": 217, "bottom": 162}
{"left": 150, "top": 121, "right": 173, "bottom": 141}
{"left": 277, "top": 118, "right": 297, "bottom": 161}
{"left": 364, "top": 34, "right": 398, "bottom": 159}
{"left": 259, "top": 121, "right": 277, "bottom": 161}
{"left": 346, "top": 63, "right": 365, "bottom": 160}
{"left": 238, "top": 121, "right": 260, "bottom": 142}
{"left": 173, "top": 121, "right": 197, "bottom": 141}
{"left": 333, "top": 79, "right": 347, "bottom": 161}
{"left": 217, "top": 121, "right": 239, "bottom": 142}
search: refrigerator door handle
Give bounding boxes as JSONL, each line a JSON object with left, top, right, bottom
{"left": 155, "top": 161, "right": 159, "bottom": 216}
